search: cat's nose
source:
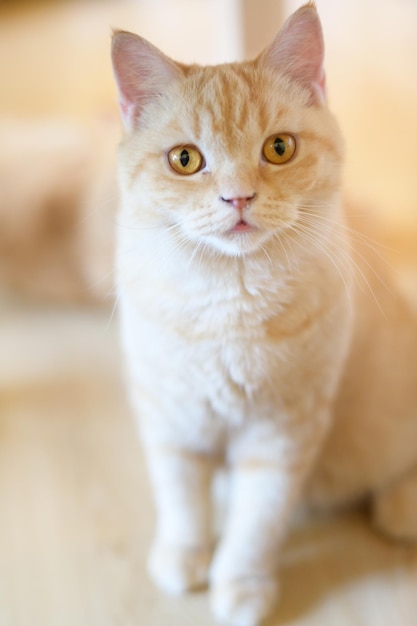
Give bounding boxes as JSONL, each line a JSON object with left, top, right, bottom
{"left": 220, "top": 193, "right": 256, "bottom": 211}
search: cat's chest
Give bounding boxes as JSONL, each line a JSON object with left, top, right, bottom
{"left": 128, "top": 247, "right": 288, "bottom": 335}
{"left": 124, "top": 275, "right": 289, "bottom": 403}
{"left": 123, "top": 302, "right": 278, "bottom": 427}
{"left": 119, "top": 233, "right": 296, "bottom": 400}
{"left": 217, "top": 335, "right": 274, "bottom": 394}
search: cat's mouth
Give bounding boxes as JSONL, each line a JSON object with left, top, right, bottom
{"left": 210, "top": 219, "right": 267, "bottom": 255}
{"left": 230, "top": 220, "right": 257, "bottom": 234}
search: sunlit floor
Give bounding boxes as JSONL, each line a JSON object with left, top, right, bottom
{"left": 1, "top": 301, "right": 417, "bottom": 626}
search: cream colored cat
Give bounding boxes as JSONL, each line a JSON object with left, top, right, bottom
{"left": 111, "top": 4, "right": 417, "bottom": 625}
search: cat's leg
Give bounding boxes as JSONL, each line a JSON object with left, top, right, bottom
{"left": 371, "top": 464, "right": 417, "bottom": 542}
{"left": 209, "top": 455, "right": 308, "bottom": 626}
{"left": 145, "top": 445, "right": 216, "bottom": 594}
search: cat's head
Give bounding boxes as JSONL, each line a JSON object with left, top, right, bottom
{"left": 111, "top": 3, "right": 343, "bottom": 258}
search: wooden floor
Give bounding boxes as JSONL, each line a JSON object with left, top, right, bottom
{"left": 1, "top": 301, "right": 417, "bottom": 626}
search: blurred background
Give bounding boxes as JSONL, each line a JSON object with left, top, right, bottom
{"left": 0, "top": 2, "right": 416, "bottom": 626}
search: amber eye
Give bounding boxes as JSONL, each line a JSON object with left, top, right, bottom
{"left": 168, "top": 145, "right": 203, "bottom": 175}
{"left": 262, "top": 133, "right": 296, "bottom": 165}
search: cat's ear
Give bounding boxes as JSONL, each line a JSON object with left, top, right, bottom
{"left": 259, "top": 3, "right": 326, "bottom": 105}
{"left": 111, "top": 31, "right": 182, "bottom": 132}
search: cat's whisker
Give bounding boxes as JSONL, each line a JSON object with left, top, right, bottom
{"left": 188, "top": 238, "right": 206, "bottom": 269}
{"left": 297, "top": 210, "right": 373, "bottom": 261}
{"left": 159, "top": 230, "right": 195, "bottom": 269}
{"left": 298, "top": 204, "right": 395, "bottom": 259}
{"left": 301, "top": 216, "right": 388, "bottom": 258}
{"left": 288, "top": 224, "right": 355, "bottom": 316}
{"left": 193, "top": 240, "right": 209, "bottom": 271}
{"left": 297, "top": 214, "right": 393, "bottom": 305}
{"left": 260, "top": 244, "right": 272, "bottom": 265}
{"left": 294, "top": 220, "right": 388, "bottom": 318}
{"left": 85, "top": 269, "right": 116, "bottom": 292}
{"left": 292, "top": 221, "right": 357, "bottom": 287}
{"left": 272, "top": 231, "right": 297, "bottom": 276}
{"left": 105, "top": 292, "right": 121, "bottom": 333}
{"left": 282, "top": 234, "right": 299, "bottom": 275}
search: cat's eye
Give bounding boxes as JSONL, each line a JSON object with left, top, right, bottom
{"left": 262, "top": 134, "right": 296, "bottom": 165}
{"left": 168, "top": 145, "right": 204, "bottom": 175}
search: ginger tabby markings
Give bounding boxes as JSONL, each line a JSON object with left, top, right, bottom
{"left": 111, "top": 4, "right": 417, "bottom": 625}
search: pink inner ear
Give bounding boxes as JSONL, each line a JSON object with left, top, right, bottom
{"left": 309, "top": 62, "right": 326, "bottom": 105}
{"left": 261, "top": 4, "right": 326, "bottom": 105}
{"left": 111, "top": 31, "right": 181, "bottom": 131}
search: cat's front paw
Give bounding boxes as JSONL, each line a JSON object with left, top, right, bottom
{"left": 148, "top": 541, "right": 212, "bottom": 594}
{"left": 210, "top": 577, "right": 279, "bottom": 626}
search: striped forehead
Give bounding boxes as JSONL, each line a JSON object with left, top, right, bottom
{"left": 184, "top": 64, "right": 271, "bottom": 153}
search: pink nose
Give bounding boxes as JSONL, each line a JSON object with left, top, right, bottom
{"left": 221, "top": 193, "right": 256, "bottom": 211}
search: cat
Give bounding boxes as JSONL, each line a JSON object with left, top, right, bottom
{"left": 111, "top": 4, "right": 417, "bottom": 625}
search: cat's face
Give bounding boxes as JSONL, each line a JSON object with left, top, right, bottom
{"left": 113, "top": 4, "right": 343, "bottom": 258}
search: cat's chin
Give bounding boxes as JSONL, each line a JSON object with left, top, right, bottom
{"left": 204, "top": 229, "right": 272, "bottom": 258}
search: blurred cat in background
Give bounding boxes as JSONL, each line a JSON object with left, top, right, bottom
{"left": 0, "top": 117, "right": 116, "bottom": 304}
